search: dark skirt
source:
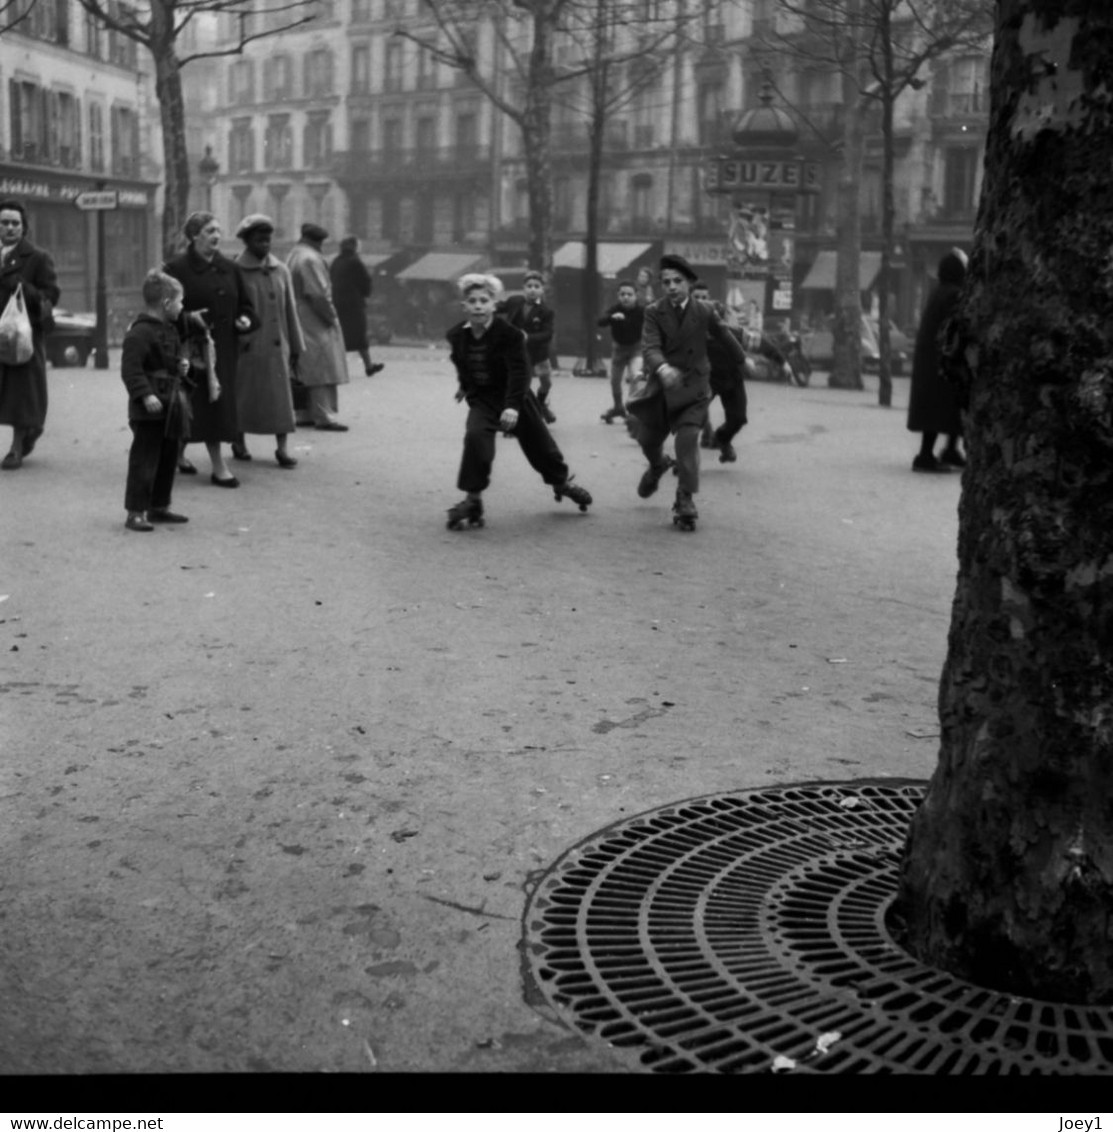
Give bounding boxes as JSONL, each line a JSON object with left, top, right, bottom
{"left": 0, "top": 345, "right": 48, "bottom": 430}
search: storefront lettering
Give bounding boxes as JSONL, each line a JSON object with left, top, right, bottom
{"left": 0, "top": 175, "right": 148, "bottom": 208}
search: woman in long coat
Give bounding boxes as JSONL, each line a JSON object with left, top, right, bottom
{"left": 0, "top": 198, "right": 60, "bottom": 470}
{"left": 164, "top": 211, "right": 259, "bottom": 486}
{"left": 329, "top": 236, "right": 383, "bottom": 377}
{"left": 232, "top": 214, "right": 304, "bottom": 468}
{"left": 907, "top": 248, "right": 967, "bottom": 473}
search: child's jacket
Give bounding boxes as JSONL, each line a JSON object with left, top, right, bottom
{"left": 447, "top": 317, "right": 532, "bottom": 414}
{"left": 121, "top": 313, "right": 191, "bottom": 428}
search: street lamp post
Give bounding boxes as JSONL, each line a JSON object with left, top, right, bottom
{"left": 199, "top": 146, "right": 219, "bottom": 212}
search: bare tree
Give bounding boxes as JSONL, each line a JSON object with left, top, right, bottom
{"left": 760, "top": 0, "right": 991, "bottom": 396}
{"left": 0, "top": 0, "right": 39, "bottom": 35}
{"left": 896, "top": 0, "right": 1113, "bottom": 1003}
{"left": 76, "top": 0, "right": 319, "bottom": 258}
{"left": 395, "top": 0, "right": 575, "bottom": 279}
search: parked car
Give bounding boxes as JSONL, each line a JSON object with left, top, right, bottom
{"left": 802, "top": 314, "right": 909, "bottom": 374}
{"left": 47, "top": 309, "right": 95, "bottom": 366}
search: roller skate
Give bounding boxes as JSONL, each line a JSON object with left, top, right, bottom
{"left": 672, "top": 489, "right": 698, "bottom": 532}
{"left": 713, "top": 433, "right": 738, "bottom": 463}
{"left": 637, "top": 455, "right": 676, "bottom": 499}
{"left": 553, "top": 476, "right": 592, "bottom": 512}
{"left": 600, "top": 406, "right": 626, "bottom": 424}
{"left": 446, "top": 495, "right": 484, "bottom": 530}
{"left": 539, "top": 398, "right": 557, "bottom": 424}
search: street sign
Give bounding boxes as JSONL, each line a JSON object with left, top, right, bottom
{"left": 705, "top": 158, "right": 821, "bottom": 196}
{"left": 74, "top": 190, "right": 119, "bottom": 211}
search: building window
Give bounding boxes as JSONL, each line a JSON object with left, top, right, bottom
{"left": 9, "top": 80, "right": 43, "bottom": 163}
{"left": 455, "top": 112, "right": 477, "bottom": 152}
{"left": 228, "top": 118, "right": 254, "bottom": 174}
{"left": 305, "top": 48, "right": 334, "bottom": 97}
{"left": 416, "top": 47, "right": 437, "bottom": 90}
{"left": 89, "top": 101, "right": 105, "bottom": 172}
{"left": 382, "top": 117, "right": 403, "bottom": 152}
{"left": 381, "top": 192, "right": 399, "bottom": 241}
{"left": 85, "top": 8, "right": 105, "bottom": 57}
{"left": 110, "top": 104, "right": 139, "bottom": 178}
{"left": 415, "top": 116, "right": 436, "bottom": 154}
{"left": 631, "top": 173, "right": 653, "bottom": 224}
{"left": 264, "top": 55, "right": 294, "bottom": 101}
{"left": 351, "top": 44, "right": 371, "bottom": 93}
{"left": 943, "top": 146, "right": 980, "bottom": 215}
{"left": 304, "top": 112, "right": 333, "bottom": 169}
{"left": 351, "top": 118, "right": 371, "bottom": 152}
{"left": 383, "top": 0, "right": 406, "bottom": 18}
{"left": 945, "top": 56, "right": 989, "bottom": 115}
{"left": 106, "top": 1, "right": 139, "bottom": 68}
{"left": 384, "top": 40, "right": 405, "bottom": 92}
{"left": 267, "top": 184, "right": 290, "bottom": 238}
{"left": 264, "top": 114, "right": 294, "bottom": 170}
{"left": 229, "top": 58, "right": 255, "bottom": 105}
{"left": 231, "top": 185, "right": 253, "bottom": 226}
{"left": 351, "top": 0, "right": 372, "bottom": 21}
{"left": 57, "top": 92, "right": 80, "bottom": 168}
{"left": 698, "top": 81, "right": 723, "bottom": 146}
{"left": 453, "top": 191, "right": 475, "bottom": 242}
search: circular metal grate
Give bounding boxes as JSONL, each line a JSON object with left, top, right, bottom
{"left": 522, "top": 780, "right": 1113, "bottom": 1074}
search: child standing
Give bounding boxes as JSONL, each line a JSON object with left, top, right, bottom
{"left": 120, "top": 271, "right": 192, "bottom": 532}
{"left": 446, "top": 273, "right": 591, "bottom": 529}
{"left": 498, "top": 269, "right": 557, "bottom": 422}
{"left": 596, "top": 280, "right": 645, "bottom": 424}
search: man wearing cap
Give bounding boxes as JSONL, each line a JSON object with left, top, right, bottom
{"left": 285, "top": 222, "right": 350, "bottom": 431}
{"left": 233, "top": 214, "right": 304, "bottom": 467}
{"left": 628, "top": 254, "right": 748, "bottom": 528}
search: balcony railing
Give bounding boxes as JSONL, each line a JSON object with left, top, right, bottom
{"left": 334, "top": 144, "right": 493, "bottom": 181}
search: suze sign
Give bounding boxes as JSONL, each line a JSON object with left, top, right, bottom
{"left": 706, "top": 158, "right": 821, "bottom": 195}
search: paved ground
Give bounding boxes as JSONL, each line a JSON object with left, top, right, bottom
{"left": 0, "top": 345, "right": 963, "bottom": 1077}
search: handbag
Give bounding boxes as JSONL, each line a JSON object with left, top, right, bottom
{"left": 0, "top": 283, "right": 33, "bottom": 365}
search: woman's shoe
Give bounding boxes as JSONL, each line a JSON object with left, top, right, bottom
{"left": 211, "top": 473, "right": 240, "bottom": 488}
{"left": 275, "top": 450, "right": 298, "bottom": 469}
{"left": 177, "top": 459, "right": 197, "bottom": 475}
{"left": 231, "top": 441, "right": 252, "bottom": 461}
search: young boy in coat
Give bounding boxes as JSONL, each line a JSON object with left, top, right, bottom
{"left": 445, "top": 273, "right": 591, "bottom": 529}
{"left": 628, "top": 255, "right": 748, "bottom": 528}
{"left": 120, "top": 271, "right": 193, "bottom": 531}
{"left": 498, "top": 270, "right": 557, "bottom": 422}
{"left": 691, "top": 281, "right": 749, "bottom": 463}
{"left": 597, "top": 279, "right": 645, "bottom": 424}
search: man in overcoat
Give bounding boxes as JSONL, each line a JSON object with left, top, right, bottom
{"left": 286, "top": 223, "right": 350, "bottom": 431}
{"left": 330, "top": 236, "right": 384, "bottom": 377}
{"left": 628, "top": 254, "right": 748, "bottom": 524}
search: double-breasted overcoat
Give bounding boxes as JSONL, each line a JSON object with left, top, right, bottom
{"left": 286, "top": 242, "right": 348, "bottom": 389}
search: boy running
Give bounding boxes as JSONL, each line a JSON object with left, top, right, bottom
{"left": 597, "top": 279, "right": 645, "bottom": 424}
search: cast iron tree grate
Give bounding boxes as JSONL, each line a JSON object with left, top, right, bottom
{"left": 522, "top": 780, "right": 1113, "bottom": 1074}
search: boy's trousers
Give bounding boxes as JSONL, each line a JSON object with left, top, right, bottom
{"left": 457, "top": 393, "right": 569, "bottom": 494}
{"left": 125, "top": 421, "right": 178, "bottom": 512}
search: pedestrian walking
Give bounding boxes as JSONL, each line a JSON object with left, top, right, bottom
{"left": 597, "top": 280, "right": 644, "bottom": 425}
{"left": 286, "top": 223, "right": 350, "bottom": 432}
{"left": 628, "top": 255, "right": 748, "bottom": 531}
{"left": 330, "top": 236, "right": 384, "bottom": 378}
{"left": 445, "top": 273, "right": 592, "bottom": 530}
{"left": 690, "top": 281, "right": 749, "bottom": 463}
{"left": 908, "top": 248, "right": 968, "bottom": 473}
{"left": 498, "top": 270, "right": 557, "bottom": 423}
{"left": 119, "top": 271, "right": 192, "bottom": 532}
{"left": 164, "top": 211, "right": 259, "bottom": 487}
{"left": 0, "top": 198, "right": 60, "bottom": 470}
{"left": 233, "top": 214, "right": 304, "bottom": 469}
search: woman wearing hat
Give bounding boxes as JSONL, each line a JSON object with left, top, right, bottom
{"left": 233, "top": 214, "right": 303, "bottom": 468}
{"left": 0, "top": 199, "right": 60, "bottom": 470}
{"left": 164, "top": 211, "right": 259, "bottom": 486}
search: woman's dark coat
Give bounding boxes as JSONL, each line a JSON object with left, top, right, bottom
{"left": 329, "top": 250, "right": 372, "bottom": 351}
{"left": 0, "top": 237, "right": 60, "bottom": 431}
{"left": 907, "top": 252, "right": 966, "bottom": 436}
{"left": 164, "top": 246, "right": 258, "bottom": 444}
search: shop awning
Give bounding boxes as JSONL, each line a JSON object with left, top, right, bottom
{"left": 552, "top": 241, "right": 653, "bottom": 276}
{"left": 396, "top": 251, "right": 487, "bottom": 282}
{"left": 799, "top": 250, "right": 881, "bottom": 291}
{"left": 362, "top": 252, "right": 396, "bottom": 270}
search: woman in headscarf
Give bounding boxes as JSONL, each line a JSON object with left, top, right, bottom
{"left": 908, "top": 248, "right": 968, "bottom": 473}
{"left": 164, "top": 211, "right": 258, "bottom": 486}
{"left": 0, "top": 199, "right": 60, "bottom": 470}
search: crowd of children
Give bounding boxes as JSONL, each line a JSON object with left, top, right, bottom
{"left": 118, "top": 252, "right": 757, "bottom": 535}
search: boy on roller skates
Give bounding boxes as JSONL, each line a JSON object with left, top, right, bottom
{"left": 596, "top": 279, "right": 645, "bottom": 425}
{"left": 445, "top": 273, "right": 591, "bottom": 529}
{"left": 498, "top": 269, "right": 557, "bottom": 423}
{"left": 628, "top": 255, "right": 748, "bottom": 530}
{"left": 690, "top": 281, "right": 750, "bottom": 464}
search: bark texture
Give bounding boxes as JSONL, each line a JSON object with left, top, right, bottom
{"left": 897, "top": 1, "right": 1113, "bottom": 1003}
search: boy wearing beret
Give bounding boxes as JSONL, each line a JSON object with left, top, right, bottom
{"left": 628, "top": 255, "right": 748, "bottom": 529}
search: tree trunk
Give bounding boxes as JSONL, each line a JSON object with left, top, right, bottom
{"left": 152, "top": 45, "right": 190, "bottom": 261}
{"left": 582, "top": 110, "right": 605, "bottom": 371}
{"left": 523, "top": 7, "right": 555, "bottom": 279}
{"left": 876, "top": 1, "right": 895, "bottom": 409}
{"left": 897, "top": 2, "right": 1113, "bottom": 1004}
{"left": 829, "top": 16, "right": 865, "bottom": 391}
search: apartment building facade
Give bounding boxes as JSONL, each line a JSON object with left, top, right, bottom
{"left": 196, "top": 0, "right": 989, "bottom": 333}
{"left": 0, "top": 0, "right": 160, "bottom": 318}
